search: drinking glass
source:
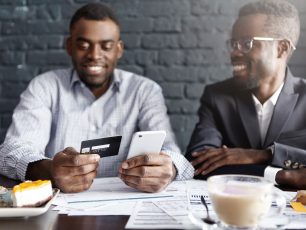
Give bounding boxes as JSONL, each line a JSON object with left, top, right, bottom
{"left": 207, "top": 175, "right": 286, "bottom": 230}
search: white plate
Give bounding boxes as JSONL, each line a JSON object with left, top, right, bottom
{"left": 0, "top": 188, "right": 59, "bottom": 217}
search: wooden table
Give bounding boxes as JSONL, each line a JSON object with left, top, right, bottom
{"left": 0, "top": 175, "right": 130, "bottom": 230}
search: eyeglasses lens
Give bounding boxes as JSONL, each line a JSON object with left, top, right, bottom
{"left": 227, "top": 39, "right": 253, "bottom": 53}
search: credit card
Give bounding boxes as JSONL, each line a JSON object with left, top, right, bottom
{"left": 80, "top": 136, "right": 122, "bottom": 157}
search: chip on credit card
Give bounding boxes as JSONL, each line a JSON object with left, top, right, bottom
{"left": 80, "top": 136, "right": 122, "bottom": 157}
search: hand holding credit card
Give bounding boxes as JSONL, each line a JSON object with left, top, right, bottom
{"left": 80, "top": 136, "right": 122, "bottom": 157}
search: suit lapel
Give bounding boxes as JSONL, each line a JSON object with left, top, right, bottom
{"left": 236, "top": 91, "right": 262, "bottom": 148}
{"left": 263, "top": 70, "right": 298, "bottom": 147}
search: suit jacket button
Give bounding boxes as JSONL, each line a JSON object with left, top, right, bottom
{"left": 284, "top": 160, "right": 292, "bottom": 168}
{"left": 291, "top": 162, "right": 299, "bottom": 169}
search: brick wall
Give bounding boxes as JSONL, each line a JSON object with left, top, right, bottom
{"left": 0, "top": 0, "right": 305, "bottom": 151}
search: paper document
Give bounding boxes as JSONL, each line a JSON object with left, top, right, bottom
{"left": 52, "top": 177, "right": 186, "bottom": 216}
{"left": 125, "top": 180, "right": 209, "bottom": 229}
{"left": 67, "top": 201, "right": 136, "bottom": 216}
{"left": 64, "top": 177, "right": 174, "bottom": 204}
{"left": 125, "top": 180, "right": 306, "bottom": 229}
{"left": 50, "top": 177, "right": 306, "bottom": 229}
{"left": 125, "top": 200, "right": 197, "bottom": 229}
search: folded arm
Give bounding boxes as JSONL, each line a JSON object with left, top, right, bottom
{"left": 187, "top": 86, "right": 306, "bottom": 178}
{"left": 186, "top": 86, "right": 273, "bottom": 176}
{"left": 191, "top": 146, "right": 272, "bottom": 176}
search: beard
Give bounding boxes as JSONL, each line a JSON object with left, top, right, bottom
{"left": 81, "top": 75, "right": 109, "bottom": 88}
{"left": 80, "top": 72, "right": 113, "bottom": 90}
{"left": 72, "top": 59, "right": 114, "bottom": 89}
{"left": 234, "top": 74, "right": 260, "bottom": 90}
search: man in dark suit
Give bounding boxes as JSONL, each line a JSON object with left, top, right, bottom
{"left": 186, "top": 0, "right": 306, "bottom": 189}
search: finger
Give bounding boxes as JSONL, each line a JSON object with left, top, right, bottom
{"left": 192, "top": 148, "right": 224, "bottom": 164}
{"left": 63, "top": 181, "right": 91, "bottom": 193}
{"left": 192, "top": 148, "right": 221, "bottom": 157}
{"left": 191, "top": 150, "right": 208, "bottom": 157}
{"left": 65, "top": 162, "right": 99, "bottom": 176}
{"left": 53, "top": 160, "right": 99, "bottom": 181}
{"left": 200, "top": 155, "right": 228, "bottom": 175}
{"left": 192, "top": 151, "right": 199, "bottom": 157}
{"left": 191, "top": 150, "right": 220, "bottom": 166}
{"left": 122, "top": 153, "right": 169, "bottom": 169}
{"left": 119, "top": 174, "right": 168, "bottom": 193}
{"left": 160, "top": 152, "right": 171, "bottom": 158}
{"left": 123, "top": 180, "right": 166, "bottom": 193}
{"left": 56, "top": 152, "right": 100, "bottom": 167}
{"left": 59, "top": 170, "right": 97, "bottom": 193}
{"left": 194, "top": 154, "right": 225, "bottom": 175}
{"left": 63, "top": 147, "right": 79, "bottom": 155}
{"left": 120, "top": 165, "right": 173, "bottom": 178}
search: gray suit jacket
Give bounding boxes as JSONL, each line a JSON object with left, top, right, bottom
{"left": 186, "top": 69, "right": 306, "bottom": 176}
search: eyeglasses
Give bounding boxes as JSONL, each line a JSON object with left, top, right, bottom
{"left": 226, "top": 37, "right": 296, "bottom": 53}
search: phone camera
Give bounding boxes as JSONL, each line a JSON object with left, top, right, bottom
{"left": 139, "top": 135, "right": 142, "bottom": 138}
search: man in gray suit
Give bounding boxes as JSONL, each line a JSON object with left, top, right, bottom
{"left": 186, "top": 0, "right": 306, "bottom": 189}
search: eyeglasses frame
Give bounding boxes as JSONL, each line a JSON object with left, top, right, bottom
{"left": 227, "top": 36, "right": 296, "bottom": 53}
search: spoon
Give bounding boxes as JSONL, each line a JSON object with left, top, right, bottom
{"left": 200, "top": 195, "right": 216, "bottom": 225}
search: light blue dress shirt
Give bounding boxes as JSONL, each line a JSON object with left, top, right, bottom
{"left": 0, "top": 68, "right": 194, "bottom": 181}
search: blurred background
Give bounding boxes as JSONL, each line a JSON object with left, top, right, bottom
{"left": 0, "top": 0, "right": 305, "bottom": 152}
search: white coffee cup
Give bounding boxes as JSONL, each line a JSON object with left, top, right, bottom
{"left": 207, "top": 175, "right": 285, "bottom": 229}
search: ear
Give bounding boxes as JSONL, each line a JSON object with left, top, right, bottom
{"left": 65, "top": 37, "right": 72, "bottom": 57}
{"left": 116, "top": 40, "right": 124, "bottom": 59}
{"left": 277, "top": 40, "right": 291, "bottom": 59}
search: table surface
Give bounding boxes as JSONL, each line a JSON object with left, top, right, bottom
{"left": 0, "top": 175, "right": 131, "bottom": 230}
{"left": 0, "top": 175, "right": 297, "bottom": 230}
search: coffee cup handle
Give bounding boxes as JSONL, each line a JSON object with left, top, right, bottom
{"left": 259, "top": 191, "right": 289, "bottom": 228}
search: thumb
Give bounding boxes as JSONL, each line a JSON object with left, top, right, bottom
{"left": 63, "top": 147, "right": 79, "bottom": 155}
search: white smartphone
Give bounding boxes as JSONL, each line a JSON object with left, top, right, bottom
{"left": 127, "top": 131, "right": 166, "bottom": 159}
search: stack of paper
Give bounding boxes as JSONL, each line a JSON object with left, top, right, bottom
{"left": 51, "top": 177, "right": 306, "bottom": 229}
{"left": 51, "top": 177, "right": 188, "bottom": 216}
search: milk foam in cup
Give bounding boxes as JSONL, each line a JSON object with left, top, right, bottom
{"left": 207, "top": 175, "right": 284, "bottom": 229}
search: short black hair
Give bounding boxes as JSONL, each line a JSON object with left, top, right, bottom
{"left": 69, "top": 3, "right": 120, "bottom": 31}
{"left": 239, "top": 0, "right": 300, "bottom": 47}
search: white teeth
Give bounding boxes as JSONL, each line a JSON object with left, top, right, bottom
{"left": 233, "top": 65, "right": 247, "bottom": 71}
{"left": 87, "top": 66, "right": 103, "bottom": 72}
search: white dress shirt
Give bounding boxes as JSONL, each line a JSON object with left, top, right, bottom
{"left": 0, "top": 68, "right": 194, "bottom": 181}
{"left": 252, "top": 83, "right": 284, "bottom": 184}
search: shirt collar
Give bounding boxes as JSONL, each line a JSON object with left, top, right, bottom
{"left": 269, "top": 82, "right": 284, "bottom": 105}
{"left": 69, "top": 68, "right": 121, "bottom": 92}
{"left": 252, "top": 82, "right": 284, "bottom": 106}
{"left": 70, "top": 68, "right": 80, "bottom": 88}
{"left": 112, "top": 69, "right": 121, "bottom": 92}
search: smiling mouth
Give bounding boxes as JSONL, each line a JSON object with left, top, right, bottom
{"left": 88, "top": 66, "right": 103, "bottom": 72}
{"left": 233, "top": 64, "right": 247, "bottom": 72}
{"left": 83, "top": 64, "right": 106, "bottom": 74}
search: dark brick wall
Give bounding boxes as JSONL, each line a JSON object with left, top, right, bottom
{"left": 0, "top": 0, "right": 305, "bottom": 151}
